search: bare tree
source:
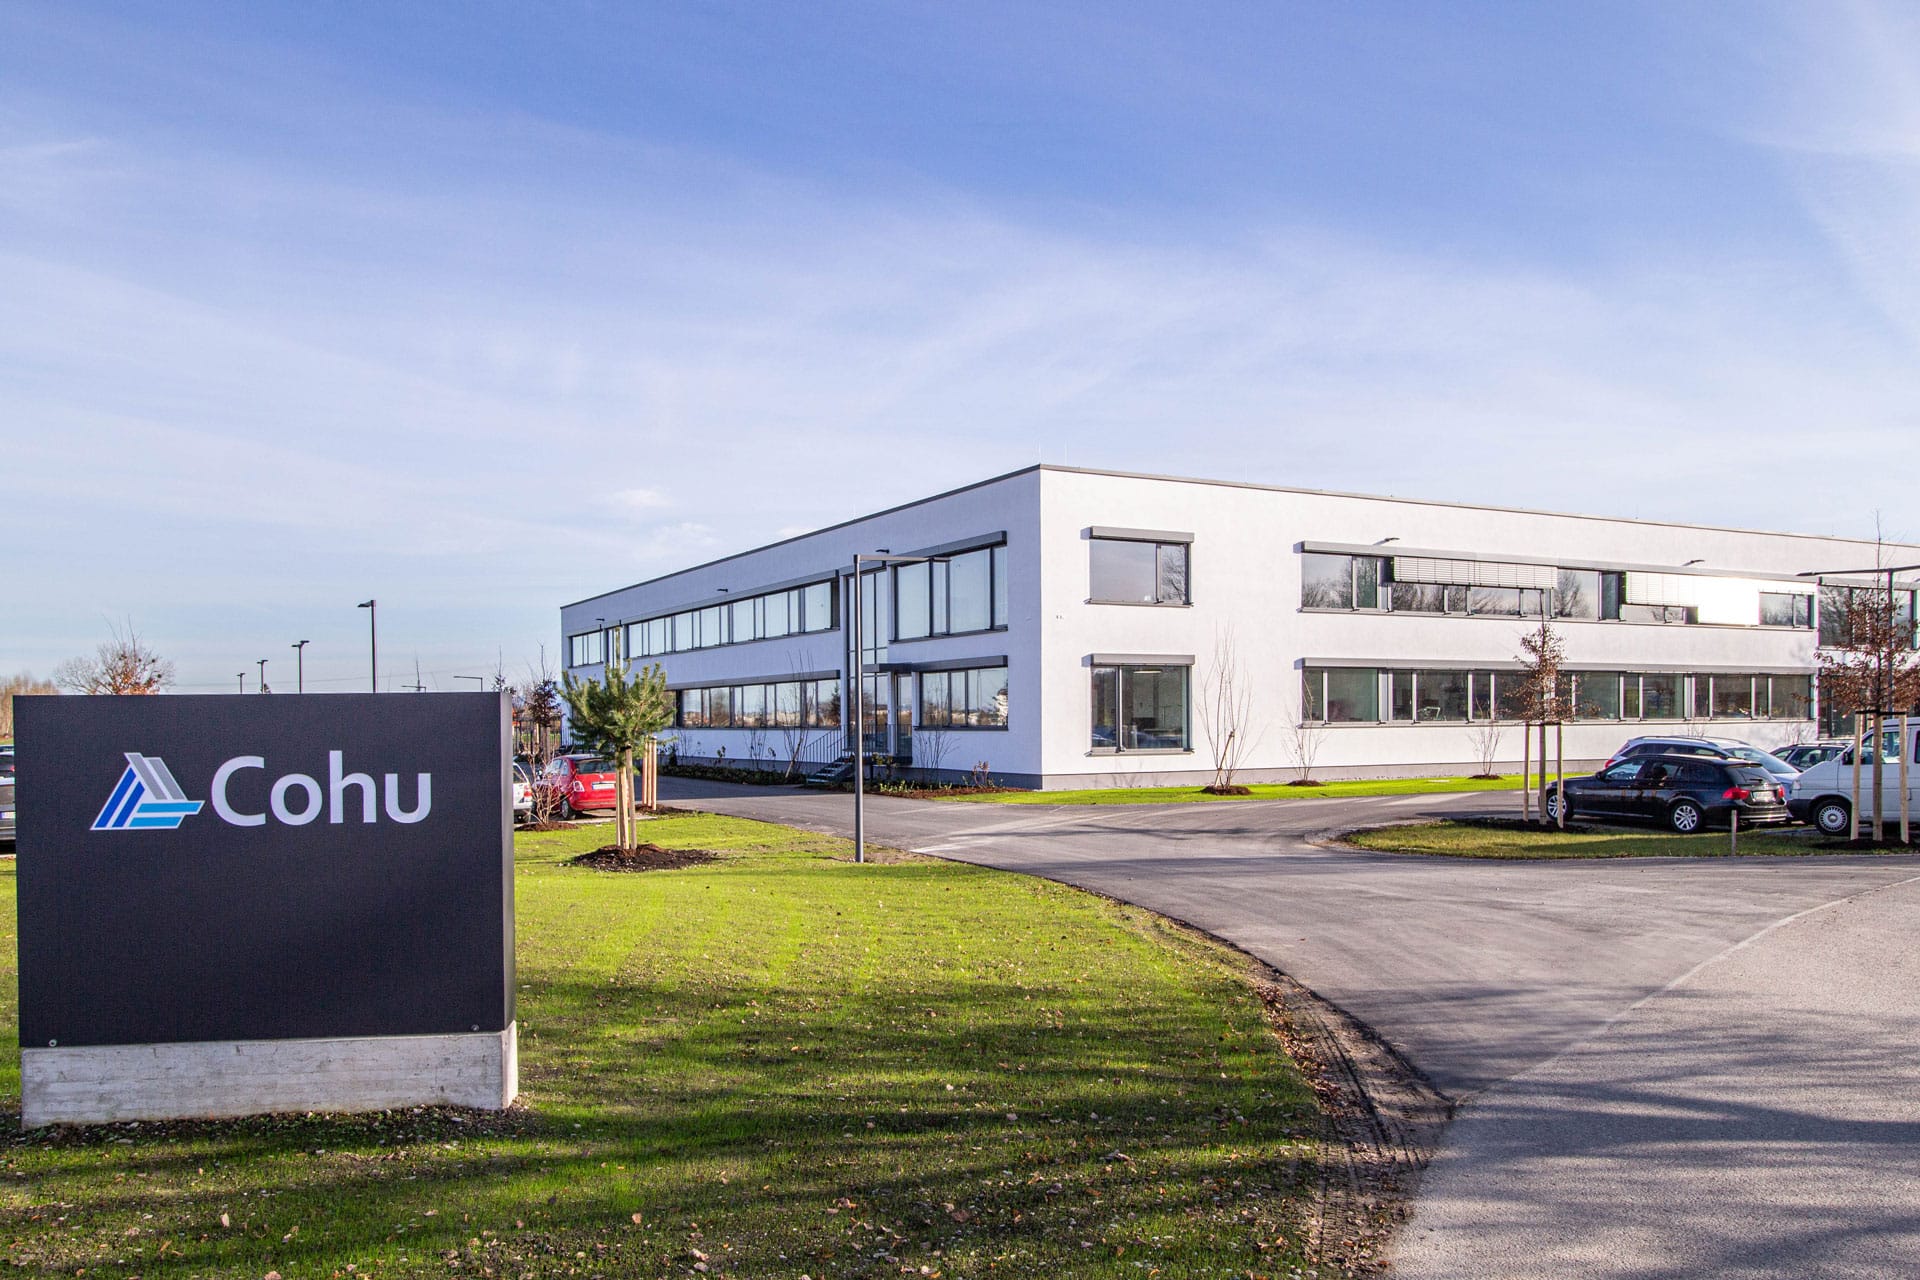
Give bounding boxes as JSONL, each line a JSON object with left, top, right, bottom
{"left": 1198, "top": 626, "right": 1262, "bottom": 791}
{"left": 1, "top": 673, "right": 58, "bottom": 738}
{"left": 517, "top": 648, "right": 564, "bottom": 765}
{"left": 917, "top": 720, "right": 954, "bottom": 783}
{"left": 1285, "top": 683, "right": 1326, "bottom": 785}
{"left": 1468, "top": 722, "right": 1504, "bottom": 779}
{"left": 54, "top": 621, "right": 173, "bottom": 695}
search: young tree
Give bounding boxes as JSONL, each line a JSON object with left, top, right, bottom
{"left": 1198, "top": 627, "right": 1262, "bottom": 791}
{"left": 1, "top": 673, "right": 58, "bottom": 738}
{"left": 562, "top": 660, "right": 674, "bottom": 851}
{"left": 1817, "top": 582, "right": 1920, "bottom": 840}
{"left": 53, "top": 621, "right": 174, "bottom": 694}
{"left": 1513, "top": 621, "right": 1571, "bottom": 826}
{"left": 517, "top": 648, "right": 564, "bottom": 765}
{"left": 1286, "top": 681, "right": 1326, "bottom": 785}
{"left": 1467, "top": 722, "right": 1504, "bottom": 779}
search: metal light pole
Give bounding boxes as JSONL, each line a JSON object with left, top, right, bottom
{"left": 256, "top": 658, "right": 269, "bottom": 693}
{"left": 848, "top": 551, "right": 946, "bottom": 865}
{"left": 291, "top": 640, "right": 310, "bottom": 693}
{"left": 237, "top": 672, "right": 246, "bottom": 694}
{"left": 358, "top": 599, "right": 378, "bottom": 691}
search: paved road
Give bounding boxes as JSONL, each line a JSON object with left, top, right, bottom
{"left": 661, "top": 779, "right": 1920, "bottom": 1277}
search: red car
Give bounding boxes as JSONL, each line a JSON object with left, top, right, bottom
{"left": 538, "top": 753, "right": 621, "bottom": 819}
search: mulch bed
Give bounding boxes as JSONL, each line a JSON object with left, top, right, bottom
{"left": 1201, "top": 784, "right": 1253, "bottom": 795}
{"left": 569, "top": 843, "right": 719, "bottom": 872}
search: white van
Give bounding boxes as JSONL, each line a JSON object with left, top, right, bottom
{"left": 1787, "top": 723, "right": 1920, "bottom": 834}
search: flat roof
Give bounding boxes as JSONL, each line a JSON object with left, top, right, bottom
{"left": 562, "top": 463, "right": 1920, "bottom": 609}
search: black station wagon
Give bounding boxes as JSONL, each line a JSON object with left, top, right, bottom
{"left": 1542, "top": 753, "right": 1792, "bottom": 833}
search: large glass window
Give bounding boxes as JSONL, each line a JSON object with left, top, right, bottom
{"left": 921, "top": 666, "right": 1009, "bottom": 729}
{"left": 1301, "top": 554, "right": 1355, "bottom": 609}
{"left": 1769, "top": 674, "right": 1812, "bottom": 719}
{"left": 1090, "top": 665, "right": 1190, "bottom": 749}
{"left": 1554, "top": 570, "right": 1601, "bottom": 620}
{"left": 892, "top": 544, "right": 1008, "bottom": 639}
{"left": 1304, "top": 667, "right": 1380, "bottom": 723}
{"left": 1709, "top": 674, "right": 1757, "bottom": 719}
{"left": 568, "top": 630, "right": 605, "bottom": 667}
{"left": 1389, "top": 581, "right": 1448, "bottom": 613}
{"left": 1092, "top": 539, "right": 1188, "bottom": 605}
{"left": 1640, "top": 673, "right": 1684, "bottom": 719}
{"left": 1759, "top": 592, "right": 1812, "bottom": 628}
{"left": 1573, "top": 672, "right": 1621, "bottom": 720}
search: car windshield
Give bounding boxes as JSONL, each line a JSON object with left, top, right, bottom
{"left": 572, "top": 758, "right": 615, "bottom": 773}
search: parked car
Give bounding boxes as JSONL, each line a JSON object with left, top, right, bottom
{"left": 512, "top": 761, "right": 533, "bottom": 823}
{"left": 537, "top": 753, "right": 620, "bottom": 819}
{"left": 1543, "top": 753, "right": 1792, "bottom": 833}
{"left": 1776, "top": 741, "right": 1849, "bottom": 771}
{"left": 1787, "top": 723, "right": 1920, "bottom": 835}
{"left": 1608, "top": 735, "right": 1800, "bottom": 787}
{"left": 1, "top": 744, "right": 15, "bottom": 847}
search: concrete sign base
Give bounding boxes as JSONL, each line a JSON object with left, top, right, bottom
{"left": 22, "top": 1025, "right": 517, "bottom": 1128}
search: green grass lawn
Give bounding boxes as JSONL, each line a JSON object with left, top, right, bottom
{"left": 0, "top": 816, "right": 1335, "bottom": 1279}
{"left": 943, "top": 775, "right": 1526, "bottom": 805}
{"left": 1345, "top": 819, "right": 1837, "bottom": 859}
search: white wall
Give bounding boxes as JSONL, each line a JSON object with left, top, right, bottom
{"left": 560, "top": 470, "right": 1045, "bottom": 779}
{"left": 1035, "top": 468, "right": 1910, "bottom": 783}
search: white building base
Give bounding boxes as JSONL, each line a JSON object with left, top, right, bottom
{"left": 22, "top": 1025, "right": 518, "bottom": 1128}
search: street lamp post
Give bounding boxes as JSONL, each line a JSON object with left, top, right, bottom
{"left": 847, "top": 551, "right": 946, "bottom": 865}
{"left": 237, "top": 672, "right": 246, "bottom": 694}
{"left": 358, "top": 600, "right": 378, "bottom": 692}
{"left": 291, "top": 640, "right": 310, "bottom": 693}
{"left": 257, "top": 658, "right": 269, "bottom": 693}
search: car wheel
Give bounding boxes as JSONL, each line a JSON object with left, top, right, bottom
{"left": 1543, "top": 791, "right": 1565, "bottom": 821}
{"left": 1812, "top": 798, "right": 1852, "bottom": 837}
{"left": 1668, "top": 800, "right": 1705, "bottom": 834}
{"left": 559, "top": 797, "right": 577, "bottom": 821}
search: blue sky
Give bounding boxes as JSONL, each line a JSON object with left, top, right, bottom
{"left": 4, "top": 1, "right": 1919, "bottom": 692}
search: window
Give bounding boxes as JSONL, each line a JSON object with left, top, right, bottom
{"left": 1639, "top": 673, "right": 1684, "bottom": 719}
{"left": 1573, "top": 672, "right": 1621, "bottom": 720}
{"left": 893, "top": 544, "right": 1009, "bottom": 640}
{"left": 1304, "top": 668, "right": 1380, "bottom": 723}
{"left": 1769, "top": 674, "right": 1812, "bottom": 719}
{"left": 1301, "top": 553, "right": 1386, "bottom": 610}
{"left": 921, "top": 666, "right": 1009, "bottom": 729}
{"left": 1091, "top": 665, "right": 1189, "bottom": 750}
{"left": 1554, "top": 570, "right": 1601, "bottom": 620}
{"left": 1093, "top": 538, "right": 1189, "bottom": 605}
{"left": 1386, "top": 670, "right": 1469, "bottom": 721}
{"left": 1759, "top": 592, "right": 1812, "bottom": 628}
{"left": 568, "top": 630, "right": 605, "bottom": 667}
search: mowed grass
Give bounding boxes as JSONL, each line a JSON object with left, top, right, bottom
{"left": 0, "top": 816, "right": 1332, "bottom": 1279}
{"left": 1346, "top": 819, "right": 1833, "bottom": 859}
{"left": 944, "top": 775, "right": 1526, "bottom": 805}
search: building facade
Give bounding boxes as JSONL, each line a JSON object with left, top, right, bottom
{"left": 559, "top": 466, "right": 1919, "bottom": 787}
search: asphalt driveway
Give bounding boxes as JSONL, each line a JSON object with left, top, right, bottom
{"left": 660, "top": 779, "right": 1920, "bottom": 1278}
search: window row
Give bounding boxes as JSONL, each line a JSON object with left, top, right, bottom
{"left": 920, "top": 666, "right": 1009, "bottom": 729}
{"left": 1305, "top": 667, "right": 1815, "bottom": 724}
{"left": 676, "top": 678, "right": 843, "bottom": 729}
{"left": 895, "top": 545, "right": 1011, "bottom": 640}
{"left": 1817, "top": 584, "right": 1919, "bottom": 651}
{"left": 1091, "top": 664, "right": 1190, "bottom": 751}
{"left": 1090, "top": 537, "right": 1189, "bottom": 606}
{"left": 626, "top": 581, "right": 835, "bottom": 660}
{"left": 567, "top": 629, "right": 606, "bottom": 668}
{"left": 1301, "top": 553, "right": 1817, "bottom": 629}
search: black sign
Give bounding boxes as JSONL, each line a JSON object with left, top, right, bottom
{"left": 16, "top": 694, "right": 513, "bottom": 1048}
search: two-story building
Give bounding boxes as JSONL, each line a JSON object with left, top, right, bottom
{"left": 559, "top": 465, "right": 1919, "bottom": 787}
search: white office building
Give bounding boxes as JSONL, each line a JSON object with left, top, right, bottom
{"left": 559, "top": 466, "right": 1919, "bottom": 787}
